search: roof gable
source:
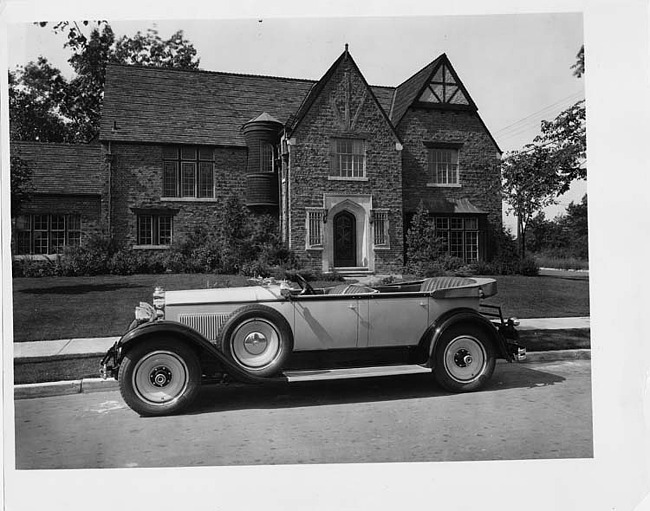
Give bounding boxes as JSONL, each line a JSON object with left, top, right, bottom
{"left": 286, "top": 49, "right": 400, "bottom": 143}
{"left": 10, "top": 141, "right": 104, "bottom": 195}
{"left": 393, "top": 54, "right": 500, "bottom": 153}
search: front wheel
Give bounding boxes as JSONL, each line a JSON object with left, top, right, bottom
{"left": 118, "top": 338, "right": 201, "bottom": 416}
{"left": 433, "top": 324, "right": 496, "bottom": 393}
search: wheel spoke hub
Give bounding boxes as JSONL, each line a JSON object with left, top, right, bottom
{"left": 232, "top": 319, "right": 281, "bottom": 369}
{"left": 132, "top": 351, "right": 189, "bottom": 404}
{"left": 150, "top": 366, "right": 173, "bottom": 387}
{"left": 243, "top": 332, "right": 268, "bottom": 355}
{"left": 443, "top": 335, "right": 486, "bottom": 383}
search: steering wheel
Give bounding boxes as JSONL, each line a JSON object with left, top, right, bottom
{"left": 295, "top": 273, "right": 315, "bottom": 295}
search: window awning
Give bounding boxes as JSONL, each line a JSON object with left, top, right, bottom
{"left": 422, "top": 198, "right": 487, "bottom": 214}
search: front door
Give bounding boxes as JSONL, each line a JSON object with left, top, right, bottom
{"left": 333, "top": 211, "right": 356, "bottom": 267}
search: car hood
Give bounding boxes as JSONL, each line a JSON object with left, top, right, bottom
{"left": 164, "top": 285, "right": 283, "bottom": 306}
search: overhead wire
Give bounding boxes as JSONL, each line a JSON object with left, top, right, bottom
{"left": 494, "top": 91, "right": 584, "bottom": 144}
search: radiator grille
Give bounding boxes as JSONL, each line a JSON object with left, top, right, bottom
{"left": 178, "top": 313, "right": 229, "bottom": 342}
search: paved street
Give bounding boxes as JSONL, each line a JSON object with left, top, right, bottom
{"left": 13, "top": 359, "right": 592, "bottom": 469}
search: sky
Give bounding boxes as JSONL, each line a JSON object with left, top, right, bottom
{"left": 8, "top": 14, "right": 585, "bottom": 228}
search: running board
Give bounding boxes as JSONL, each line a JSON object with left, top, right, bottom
{"left": 283, "top": 364, "right": 432, "bottom": 382}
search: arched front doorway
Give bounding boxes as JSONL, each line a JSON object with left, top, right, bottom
{"left": 333, "top": 210, "right": 357, "bottom": 267}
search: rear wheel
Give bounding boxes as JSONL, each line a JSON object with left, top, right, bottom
{"left": 119, "top": 338, "right": 201, "bottom": 416}
{"left": 216, "top": 305, "right": 293, "bottom": 377}
{"left": 433, "top": 324, "right": 496, "bottom": 392}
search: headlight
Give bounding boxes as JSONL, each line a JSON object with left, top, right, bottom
{"left": 135, "top": 302, "right": 156, "bottom": 322}
{"left": 153, "top": 287, "right": 165, "bottom": 318}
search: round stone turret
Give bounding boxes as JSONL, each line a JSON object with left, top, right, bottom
{"left": 242, "top": 113, "right": 283, "bottom": 207}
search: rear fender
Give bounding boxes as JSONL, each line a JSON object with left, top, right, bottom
{"left": 117, "top": 321, "right": 280, "bottom": 384}
{"left": 420, "top": 308, "right": 509, "bottom": 366}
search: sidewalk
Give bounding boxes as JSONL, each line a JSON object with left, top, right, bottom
{"left": 13, "top": 316, "right": 590, "bottom": 362}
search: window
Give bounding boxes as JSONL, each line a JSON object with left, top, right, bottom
{"left": 373, "top": 210, "right": 389, "bottom": 248}
{"left": 306, "top": 209, "right": 324, "bottom": 249}
{"left": 14, "top": 214, "right": 82, "bottom": 255}
{"left": 428, "top": 148, "right": 459, "bottom": 185}
{"left": 433, "top": 216, "right": 479, "bottom": 262}
{"left": 331, "top": 139, "right": 366, "bottom": 178}
{"left": 163, "top": 146, "right": 215, "bottom": 198}
{"left": 137, "top": 214, "right": 173, "bottom": 246}
{"left": 260, "top": 143, "right": 275, "bottom": 173}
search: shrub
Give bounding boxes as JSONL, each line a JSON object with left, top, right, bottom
{"left": 518, "top": 256, "right": 540, "bottom": 276}
{"left": 165, "top": 196, "right": 296, "bottom": 275}
{"left": 405, "top": 202, "right": 446, "bottom": 275}
{"left": 59, "top": 233, "right": 119, "bottom": 276}
{"left": 12, "top": 256, "right": 60, "bottom": 278}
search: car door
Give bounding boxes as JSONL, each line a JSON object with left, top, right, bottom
{"left": 360, "top": 294, "right": 429, "bottom": 347}
{"left": 291, "top": 296, "right": 360, "bottom": 351}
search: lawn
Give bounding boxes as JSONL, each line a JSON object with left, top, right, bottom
{"left": 11, "top": 273, "right": 589, "bottom": 342}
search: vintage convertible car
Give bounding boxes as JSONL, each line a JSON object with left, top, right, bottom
{"left": 101, "top": 275, "right": 525, "bottom": 416}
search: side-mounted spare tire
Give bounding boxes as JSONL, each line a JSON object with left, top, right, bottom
{"left": 118, "top": 337, "right": 201, "bottom": 417}
{"left": 216, "top": 304, "right": 293, "bottom": 378}
{"left": 432, "top": 323, "right": 496, "bottom": 393}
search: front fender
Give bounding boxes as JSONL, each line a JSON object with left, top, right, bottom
{"left": 116, "top": 320, "right": 284, "bottom": 384}
{"left": 422, "top": 308, "right": 510, "bottom": 364}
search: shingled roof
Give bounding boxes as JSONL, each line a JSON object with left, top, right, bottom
{"left": 11, "top": 141, "right": 104, "bottom": 195}
{"left": 101, "top": 64, "right": 396, "bottom": 147}
{"left": 100, "top": 54, "right": 498, "bottom": 150}
{"left": 391, "top": 55, "right": 443, "bottom": 124}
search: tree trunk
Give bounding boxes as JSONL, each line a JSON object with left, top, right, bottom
{"left": 516, "top": 215, "right": 525, "bottom": 259}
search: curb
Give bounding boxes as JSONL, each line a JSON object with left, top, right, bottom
{"left": 522, "top": 348, "right": 591, "bottom": 363}
{"left": 14, "top": 378, "right": 120, "bottom": 400}
{"left": 13, "top": 349, "right": 591, "bottom": 400}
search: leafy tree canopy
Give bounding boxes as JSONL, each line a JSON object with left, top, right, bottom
{"left": 500, "top": 45, "right": 586, "bottom": 256}
{"left": 533, "top": 99, "right": 586, "bottom": 194}
{"left": 10, "top": 153, "right": 34, "bottom": 217}
{"left": 10, "top": 21, "right": 200, "bottom": 143}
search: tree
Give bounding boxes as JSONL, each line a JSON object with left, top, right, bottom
{"left": 502, "top": 45, "right": 586, "bottom": 256}
{"left": 10, "top": 21, "right": 201, "bottom": 143}
{"left": 9, "top": 60, "right": 73, "bottom": 142}
{"left": 534, "top": 99, "right": 586, "bottom": 194}
{"left": 501, "top": 145, "right": 559, "bottom": 257}
{"left": 10, "top": 153, "right": 33, "bottom": 217}
{"left": 526, "top": 194, "right": 588, "bottom": 260}
{"left": 571, "top": 45, "right": 585, "bottom": 78}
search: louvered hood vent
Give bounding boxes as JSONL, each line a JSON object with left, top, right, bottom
{"left": 178, "top": 313, "right": 229, "bottom": 342}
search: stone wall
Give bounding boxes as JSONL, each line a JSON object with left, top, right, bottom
{"left": 107, "top": 142, "right": 248, "bottom": 247}
{"left": 288, "top": 56, "right": 404, "bottom": 274}
{"left": 398, "top": 107, "right": 502, "bottom": 258}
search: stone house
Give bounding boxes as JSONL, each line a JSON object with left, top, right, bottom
{"left": 13, "top": 48, "right": 501, "bottom": 274}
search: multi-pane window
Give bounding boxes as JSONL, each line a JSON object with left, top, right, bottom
{"left": 137, "top": 214, "right": 173, "bottom": 246}
{"left": 306, "top": 209, "right": 324, "bottom": 248}
{"left": 373, "top": 210, "right": 389, "bottom": 247}
{"left": 428, "top": 148, "right": 459, "bottom": 185}
{"left": 331, "top": 138, "right": 366, "bottom": 178}
{"left": 15, "top": 214, "right": 82, "bottom": 255}
{"left": 433, "top": 216, "right": 479, "bottom": 262}
{"left": 260, "top": 143, "right": 275, "bottom": 173}
{"left": 163, "top": 146, "right": 215, "bottom": 198}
